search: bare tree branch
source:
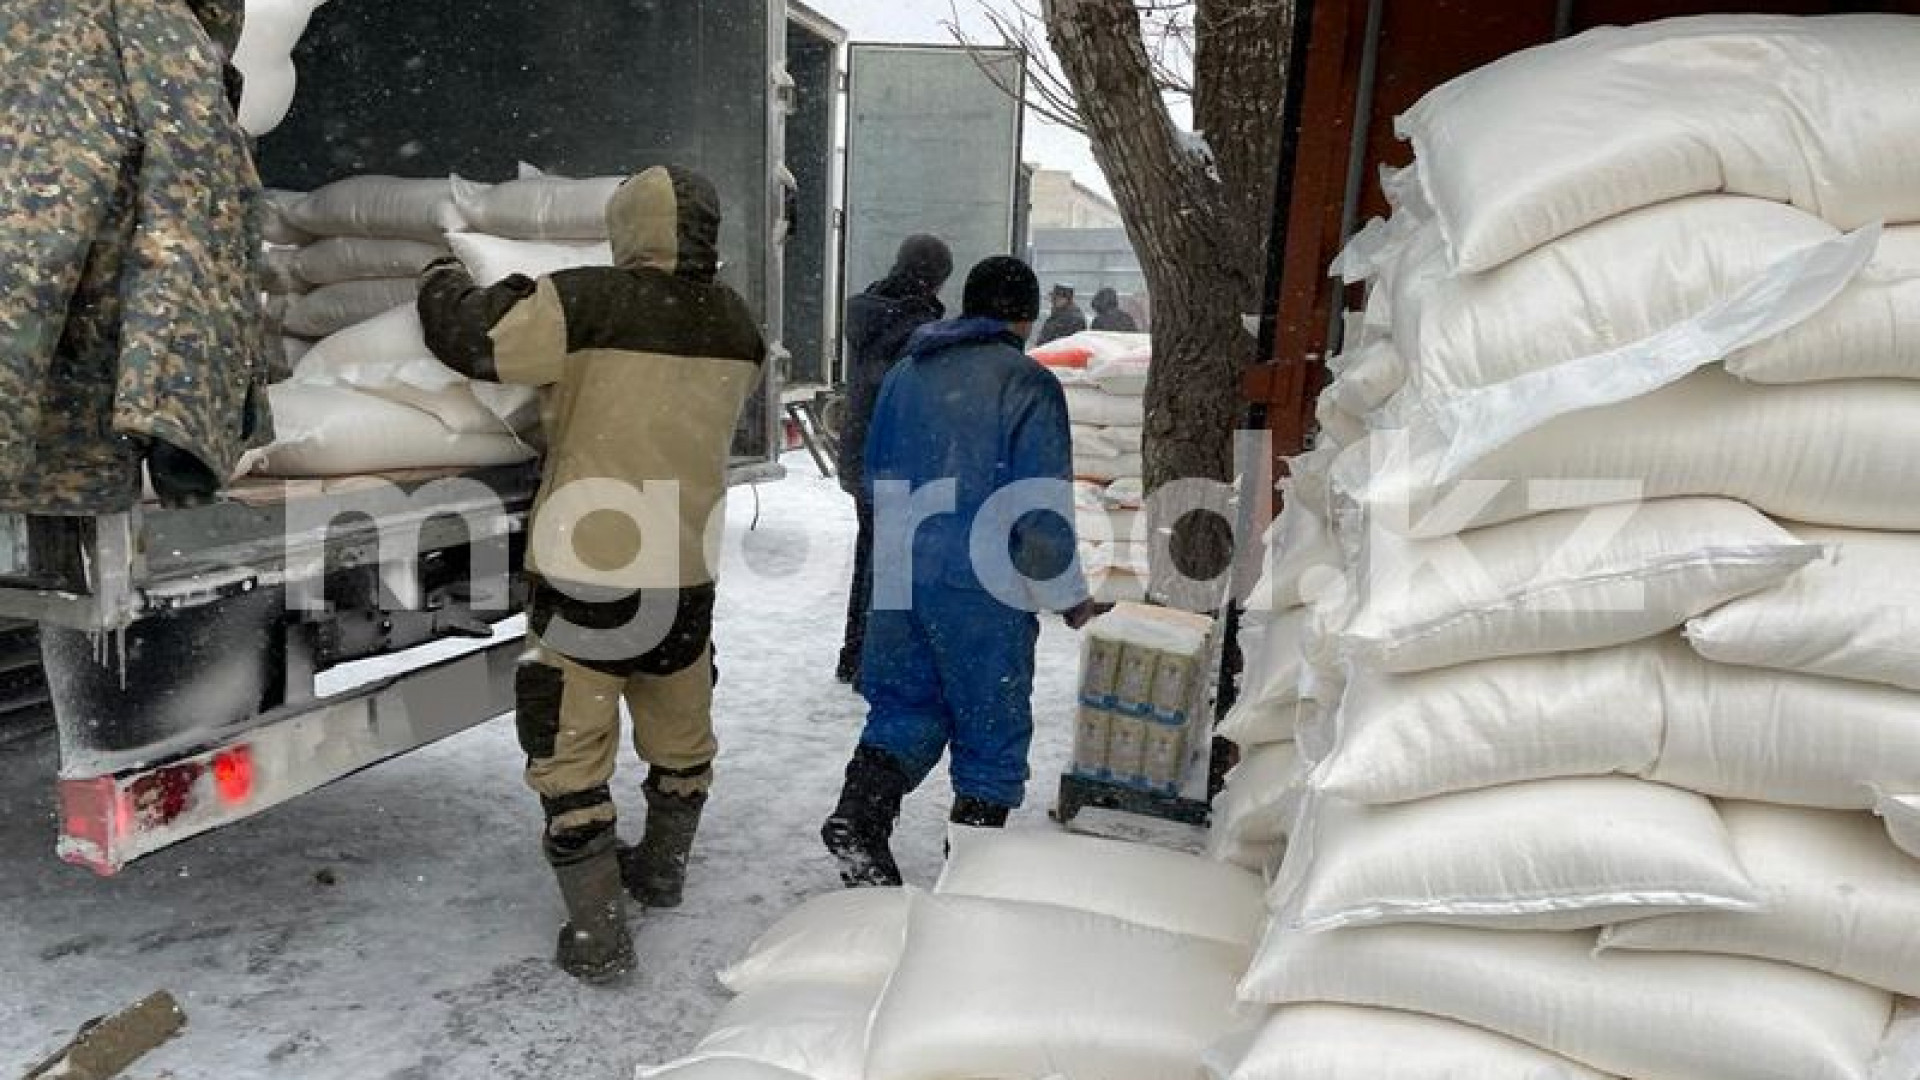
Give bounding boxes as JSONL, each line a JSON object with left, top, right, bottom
{"left": 944, "top": 0, "right": 1197, "bottom": 132}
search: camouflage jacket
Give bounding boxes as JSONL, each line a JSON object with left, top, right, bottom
{"left": 0, "top": 0, "right": 273, "bottom": 515}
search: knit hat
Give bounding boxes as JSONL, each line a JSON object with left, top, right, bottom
{"left": 962, "top": 257, "right": 1042, "bottom": 322}
{"left": 893, "top": 235, "right": 954, "bottom": 292}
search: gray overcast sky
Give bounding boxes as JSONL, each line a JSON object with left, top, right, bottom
{"left": 803, "top": 0, "right": 1111, "bottom": 197}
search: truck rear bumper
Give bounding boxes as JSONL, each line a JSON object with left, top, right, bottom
{"left": 57, "top": 625, "right": 520, "bottom": 876}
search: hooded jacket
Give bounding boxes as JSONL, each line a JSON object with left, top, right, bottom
{"left": 864, "top": 317, "right": 1087, "bottom": 614}
{"left": 0, "top": 0, "right": 272, "bottom": 513}
{"left": 839, "top": 274, "right": 946, "bottom": 496}
{"left": 1090, "top": 289, "right": 1139, "bottom": 332}
{"left": 419, "top": 166, "right": 766, "bottom": 592}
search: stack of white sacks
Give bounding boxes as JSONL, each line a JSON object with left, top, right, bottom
{"left": 249, "top": 169, "right": 617, "bottom": 477}
{"left": 1033, "top": 331, "right": 1154, "bottom": 601}
{"left": 639, "top": 829, "right": 1266, "bottom": 1080}
{"left": 1220, "top": 14, "right": 1920, "bottom": 1080}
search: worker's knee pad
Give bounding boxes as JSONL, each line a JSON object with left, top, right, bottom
{"left": 515, "top": 661, "right": 564, "bottom": 760}
{"left": 540, "top": 784, "right": 616, "bottom": 842}
{"left": 646, "top": 761, "right": 714, "bottom": 801}
{"left": 543, "top": 813, "right": 616, "bottom": 865}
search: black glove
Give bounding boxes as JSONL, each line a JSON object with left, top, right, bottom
{"left": 1061, "top": 599, "right": 1113, "bottom": 631}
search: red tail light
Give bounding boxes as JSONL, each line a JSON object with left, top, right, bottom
{"left": 212, "top": 747, "right": 254, "bottom": 805}
{"left": 58, "top": 776, "right": 131, "bottom": 877}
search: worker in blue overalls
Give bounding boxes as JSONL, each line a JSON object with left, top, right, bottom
{"left": 821, "top": 255, "right": 1101, "bottom": 887}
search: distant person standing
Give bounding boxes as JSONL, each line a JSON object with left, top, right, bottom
{"left": 1032, "top": 283, "right": 1088, "bottom": 346}
{"left": 1090, "top": 288, "right": 1139, "bottom": 332}
{"left": 836, "top": 235, "right": 954, "bottom": 684}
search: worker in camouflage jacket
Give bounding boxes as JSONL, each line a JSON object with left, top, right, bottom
{"left": 0, "top": 0, "right": 273, "bottom": 514}
{"left": 419, "top": 165, "right": 765, "bottom": 984}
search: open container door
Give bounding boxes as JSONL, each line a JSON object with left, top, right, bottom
{"left": 259, "top": 0, "right": 788, "bottom": 477}
{"left": 840, "top": 44, "right": 1027, "bottom": 371}
{"left": 784, "top": 3, "right": 848, "bottom": 391}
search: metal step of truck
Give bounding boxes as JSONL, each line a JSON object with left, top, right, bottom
{"left": 0, "top": 619, "right": 52, "bottom": 747}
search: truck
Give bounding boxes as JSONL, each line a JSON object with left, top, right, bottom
{"left": 0, "top": 0, "right": 1026, "bottom": 875}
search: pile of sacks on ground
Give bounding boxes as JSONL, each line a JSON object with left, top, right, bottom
{"left": 1033, "top": 331, "right": 1153, "bottom": 602}
{"left": 1216, "top": 13, "right": 1920, "bottom": 1080}
{"left": 248, "top": 167, "right": 618, "bottom": 477}
{"left": 637, "top": 828, "right": 1268, "bottom": 1080}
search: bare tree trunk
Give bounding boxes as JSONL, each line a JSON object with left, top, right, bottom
{"left": 1043, "top": 0, "right": 1290, "bottom": 608}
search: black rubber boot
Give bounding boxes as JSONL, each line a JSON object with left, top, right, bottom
{"left": 950, "top": 796, "right": 1012, "bottom": 829}
{"left": 821, "top": 745, "right": 911, "bottom": 888}
{"left": 546, "top": 829, "right": 637, "bottom": 985}
{"left": 620, "top": 782, "right": 707, "bottom": 909}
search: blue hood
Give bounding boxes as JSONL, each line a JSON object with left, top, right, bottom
{"left": 901, "top": 317, "right": 1025, "bottom": 362}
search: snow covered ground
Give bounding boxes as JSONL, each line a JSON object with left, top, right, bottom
{"left": 0, "top": 456, "right": 1082, "bottom": 1078}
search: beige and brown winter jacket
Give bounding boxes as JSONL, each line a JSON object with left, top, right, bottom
{"left": 419, "top": 166, "right": 764, "bottom": 593}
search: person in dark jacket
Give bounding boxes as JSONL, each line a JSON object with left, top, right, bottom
{"left": 836, "top": 235, "right": 954, "bottom": 684}
{"left": 418, "top": 165, "right": 764, "bottom": 984}
{"left": 1032, "top": 283, "right": 1088, "bottom": 346}
{"left": 822, "top": 257, "right": 1100, "bottom": 888}
{"left": 1090, "top": 288, "right": 1140, "bottom": 332}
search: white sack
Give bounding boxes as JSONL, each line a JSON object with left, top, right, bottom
{"left": 1063, "top": 385, "right": 1148, "bottom": 428}
{"left": 1324, "top": 340, "right": 1407, "bottom": 419}
{"left": 641, "top": 983, "right": 876, "bottom": 1080}
{"left": 261, "top": 245, "right": 307, "bottom": 295}
{"left": 452, "top": 174, "right": 624, "bottom": 241}
{"left": 261, "top": 189, "right": 313, "bottom": 246}
{"left": 286, "top": 176, "right": 466, "bottom": 241}
{"left": 257, "top": 384, "right": 532, "bottom": 477}
{"left": 1686, "top": 526, "right": 1920, "bottom": 692}
{"left": 1073, "top": 450, "right": 1144, "bottom": 483}
{"left": 1071, "top": 424, "right": 1143, "bottom": 457}
{"left": 1219, "top": 607, "right": 1307, "bottom": 747}
{"left": 865, "top": 892, "right": 1244, "bottom": 1080}
{"left": 283, "top": 278, "right": 419, "bottom": 338}
{"left": 936, "top": 826, "right": 1267, "bottom": 949}
{"left": 1209, "top": 741, "right": 1302, "bottom": 853}
{"left": 1103, "top": 476, "right": 1146, "bottom": 509}
{"left": 1309, "top": 639, "right": 1671, "bottom": 804}
{"left": 445, "top": 232, "right": 615, "bottom": 287}
{"left": 1599, "top": 803, "right": 1920, "bottom": 997}
{"left": 1879, "top": 795, "right": 1920, "bottom": 862}
{"left": 1247, "top": 499, "right": 1341, "bottom": 614}
{"left": 1644, "top": 661, "right": 1920, "bottom": 810}
{"left": 1208, "top": 1004, "right": 1616, "bottom": 1080}
{"left": 233, "top": 0, "right": 323, "bottom": 136}
{"left": 293, "top": 306, "right": 539, "bottom": 436}
{"left": 292, "top": 237, "right": 449, "bottom": 286}
{"left": 639, "top": 1061, "right": 809, "bottom": 1080}
{"left": 1032, "top": 330, "right": 1151, "bottom": 380}
{"left": 1272, "top": 778, "right": 1759, "bottom": 933}
{"left": 1074, "top": 507, "right": 1145, "bottom": 546}
{"left": 1393, "top": 198, "right": 1917, "bottom": 400}
{"left": 1314, "top": 635, "right": 1920, "bottom": 809}
{"left": 1379, "top": 222, "right": 1876, "bottom": 481}
{"left": 1731, "top": 226, "right": 1920, "bottom": 383}
{"left": 1315, "top": 392, "right": 1369, "bottom": 450}
{"left": 1333, "top": 497, "right": 1816, "bottom": 672}
{"left": 717, "top": 888, "right": 907, "bottom": 995}
{"left": 1399, "top": 13, "right": 1920, "bottom": 271}
{"left": 1349, "top": 370, "right": 1920, "bottom": 538}
{"left": 1241, "top": 924, "right": 1899, "bottom": 1080}
{"left": 1086, "top": 340, "right": 1152, "bottom": 396}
